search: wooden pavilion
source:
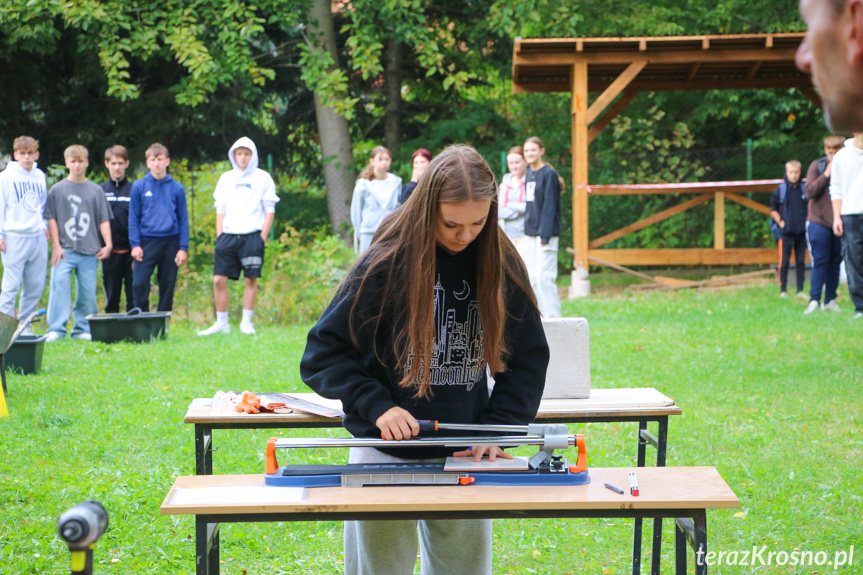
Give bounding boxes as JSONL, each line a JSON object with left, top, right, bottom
{"left": 511, "top": 33, "right": 817, "bottom": 294}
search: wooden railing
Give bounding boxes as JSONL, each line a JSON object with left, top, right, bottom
{"left": 585, "top": 179, "right": 782, "bottom": 267}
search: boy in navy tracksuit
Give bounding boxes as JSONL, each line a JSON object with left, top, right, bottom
{"left": 770, "top": 160, "right": 808, "bottom": 298}
{"left": 100, "top": 145, "right": 135, "bottom": 313}
{"left": 129, "top": 143, "right": 189, "bottom": 312}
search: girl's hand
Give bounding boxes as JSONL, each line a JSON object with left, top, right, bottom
{"left": 376, "top": 407, "right": 419, "bottom": 440}
{"left": 452, "top": 445, "right": 514, "bottom": 462}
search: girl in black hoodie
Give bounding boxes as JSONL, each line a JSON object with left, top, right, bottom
{"left": 301, "top": 144, "right": 549, "bottom": 575}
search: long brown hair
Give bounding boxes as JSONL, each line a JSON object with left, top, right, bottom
{"left": 342, "top": 144, "right": 537, "bottom": 398}
{"left": 358, "top": 145, "right": 391, "bottom": 180}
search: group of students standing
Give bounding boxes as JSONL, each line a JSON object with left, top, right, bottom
{"left": 0, "top": 135, "right": 280, "bottom": 340}
{"left": 350, "top": 137, "right": 564, "bottom": 318}
{"left": 770, "top": 134, "right": 863, "bottom": 319}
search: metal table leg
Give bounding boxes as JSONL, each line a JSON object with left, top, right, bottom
{"left": 195, "top": 425, "right": 213, "bottom": 475}
{"left": 196, "top": 516, "right": 220, "bottom": 575}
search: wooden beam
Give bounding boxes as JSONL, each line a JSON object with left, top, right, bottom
{"left": 589, "top": 193, "right": 713, "bottom": 249}
{"left": 725, "top": 192, "right": 772, "bottom": 215}
{"left": 586, "top": 60, "right": 646, "bottom": 124}
{"left": 635, "top": 268, "right": 776, "bottom": 291}
{"left": 514, "top": 76, "right": 813, "bottom": 94}
{"left": 566, "top": 248, "right": 659, "bottom": 283}
{"left": 590, "top": 248, "right": 779, "bottom": 266}
{"left": 588, "top": 91, "right": 637, "bottom": 144}
{"left": 590, "top": 182, "right": 779, "bottom": 195}
{"left": 746, "top": 61, "right": 762, "bottom": 80}
{"left": 572, "top": 62, "right": 590, "bottom": 274}
{"left": 714, "top": 191, "right": 725, "bottom": 249}
{"left": 797, "top": 86, "right": 822, "bottom": 109}
{"left": 687, "top": 62, "right": 701, "bottom": 81}
{"left": 513, "top": 48, "right": 800, "bottom": 67}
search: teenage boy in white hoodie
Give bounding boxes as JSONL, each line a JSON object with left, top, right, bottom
{"left": 0, "top": 136, "right": 48, "bottom": 331}
{"left": 199, "top": 137, "right": 279, "bottom": 336}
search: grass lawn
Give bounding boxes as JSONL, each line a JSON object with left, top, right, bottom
{"left": 0, "top": 282, "right": 860, "bottom": 574}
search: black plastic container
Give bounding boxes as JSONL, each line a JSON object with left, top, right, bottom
{"left": 86, "top": 311, "right": 172, "bottom": 343}
{"left": 4, "top": 334, "right": 47, "bottom": 374}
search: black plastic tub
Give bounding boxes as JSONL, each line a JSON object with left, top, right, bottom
{"left": 86, "top": 311, "right": 172, "bottom": 343}
{"left": 5, "top": 334, "right": 47, "bottom": 374}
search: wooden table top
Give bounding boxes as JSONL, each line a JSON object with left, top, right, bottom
{"left": 160, "top": 466, "right": 737, "bottom": 516}
{"left": 184, "top": 389, "right": 682, "bottom": 425}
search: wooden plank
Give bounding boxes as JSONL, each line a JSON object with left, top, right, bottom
{"left": 513, "top": 48, "right": 800, "bottom": 67}
{"left": 589, "top": 193, "right": 712, "bottom": 248}
{"left": 714, "top": 191, "right": 725, "bottom": 249}
{"left": 588, "top": 91, "right": 637, "bottom": 144}
{"left": 636, "top": 269, "right": 776, "bottom": 291}
{"left": 686, "top": 62, "right": 701, "bottom": 81}
{"left": 160, "top": 467, "right": 739, "bottom": 516}
{"left": 586, "top": 61, "right": 646, "bottom": 124}
{"left": 589, "top": 248, "right": 779, "bottom": 266}
{"left": 725, "top": 192, "right": 771, "bottom": 215}
{"left": 572, "top": 62, "right": 590, "bottom": 273}
{"left": 746, "top": 61, "right": 762, "bottom": 80}
{"left": 514, "top": 76, "right": 811, "bottom": 94}
{"left": 590, "top": 181, "right": 780, "bottom": 195}
{"left": 566, "top": 247, "right": 657, "bottom": 282}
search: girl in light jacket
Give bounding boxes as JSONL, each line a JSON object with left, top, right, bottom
{"left": 351, "top": 146, "right": 402, "bottom": 253}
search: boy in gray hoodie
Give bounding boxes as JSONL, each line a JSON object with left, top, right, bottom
{"left": 0, "top": 136, "right": 48, "bottom": 331}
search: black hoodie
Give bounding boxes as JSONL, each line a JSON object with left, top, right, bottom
{"left": 300, "top": 240, "right": 550, "bottom": 458}
{"left": 770, "top": 177, "right": 808, "bottom": 236}
{"left": 100, "top": 177, "right": 133, "bottom": 251}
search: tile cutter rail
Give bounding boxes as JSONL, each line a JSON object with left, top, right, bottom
{"left": 264, "top": 422, "right": 589, "bottom": 487}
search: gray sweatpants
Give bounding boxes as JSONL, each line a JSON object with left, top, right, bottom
{"left": 0, "top": 233, "right": 48, "bottom": 320}
{"left": 344, "top": 447, "right": 493, "bottom": 575}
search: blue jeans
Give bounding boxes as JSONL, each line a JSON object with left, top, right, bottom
{"left": 47, "top": 250, "right": 98, "bottom": 337}
{"left": 807, "top": 221, "right": 842, "bottom": 304}
{"left": 842, "top": 214, "right": 863, "bottom": 312}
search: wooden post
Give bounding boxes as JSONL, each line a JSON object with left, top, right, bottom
{"left": 714, "top": 191, "right": 725, "bottom": 250}
{"left": 572, "top": 62, "right": 590, "bottom": 293}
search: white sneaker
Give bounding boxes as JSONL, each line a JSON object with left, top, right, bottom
{"left": 45, "top": 331, "right": 63, "bottom": 342}
{"left": 822, "top": 300, "right": 842, "bottom": 312}
{"left": 796, "top": 291, "right": 808, "bottom": 300}
{"left": 72, "top": 333, "right": 92, "bottom": 341}
{"left": 803, "top": 300, "right": 820, "bottom": 315}
{"left": 239, "top": 322, "right": 256, "bottom": 335}
{"left": 854, "top": 312, "right": 863, "bottom": 320}
{"left": 198, "top": 322, "right": 230, "bottom": 336}
{"left": 779, "top": 292, "right": 789, "bottom": 298}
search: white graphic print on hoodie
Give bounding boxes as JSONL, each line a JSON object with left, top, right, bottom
{"left": 0, "top": 161, "right": 48, "bottom": 237}
{"left": 213, "top": 137, "right": 279, "bottom": 234}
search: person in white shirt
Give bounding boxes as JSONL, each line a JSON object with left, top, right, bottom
{"left": 0, "top": 135, "right": 48, "bottom": 331}
{"left": 351, "top": 146, "right": 401, "bottom": 254}
{"left": 199, "top": 137, "right": 279, "bottom": 336}
{"left": 829, "top": 134, "right": 863, "bottom": 318}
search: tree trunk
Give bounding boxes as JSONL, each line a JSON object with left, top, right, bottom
{"left": 384, "top": 38, "right": 402, "bottom": 154}
{"left": 306, "top": 0, "right": 354, "bottom": 241}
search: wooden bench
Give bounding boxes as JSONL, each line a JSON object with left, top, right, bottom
{"left": 161, "top": 466, "right": 739, "bottom": 575}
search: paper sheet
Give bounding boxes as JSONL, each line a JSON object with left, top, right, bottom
{"left": 170, "top": 486, "right": 305, "bottom": 506}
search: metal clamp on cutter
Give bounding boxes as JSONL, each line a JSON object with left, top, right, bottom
{"left": 263, "top": 423, "right": 589, "bottom": 488}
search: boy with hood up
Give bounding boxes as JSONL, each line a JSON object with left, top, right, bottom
{"left": 198, "top": 137, "right": 279, "bottom": 336}
{"left": 0, "top": 136, "right": 48, "bottom": 332}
